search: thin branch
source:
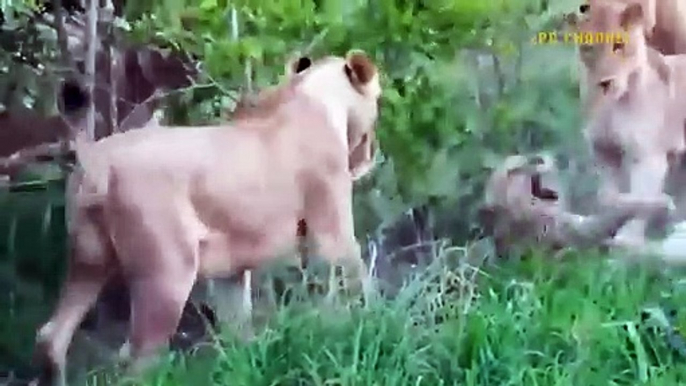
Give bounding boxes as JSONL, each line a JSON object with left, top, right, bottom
{"left": 384, "top": 240, "right": 445, "bottom": 263}
{"left": 99, "top": 0, "right": 117, "bottom": 135}
{"left": 228, "top": 5, "right": 255, "bottom": 314}
{"left": 514, "top": 40, "right": 524, "bottom": 88}
{"left": 302, "top": 27, "right": 330, "bottom": 56}
{"left": 0, "top": 142, "right": 75, "bottom": 176}
{"left": 491, "top": 50, "right": 505, "bottom": 98}
{"left": 230, "top": 7, "right": 253, "bottom": 94}
{"left": 117, "top": 89, "right": 161, "bottom": 130}
{"left": 51, "top": 0, "right": 78, "bottom": 176}
{"left": 52, "top": 0, "right": 76, "bottom": 71}
{"left": 84, "top": 0, "right": 99, "bottom": 140}
{"left": 117, "top": 80, "right": 228, "bottom": 129}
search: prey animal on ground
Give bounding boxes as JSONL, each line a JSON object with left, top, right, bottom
{"left": 478, "top": 154, "right": 674, "bottom": 258}
{"left": 33, "top": 49, "right": 382, "bottom": 386}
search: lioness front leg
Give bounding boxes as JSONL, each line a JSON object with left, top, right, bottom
{"left": 559, "top": 193, "right": 673, "bottom": 248}
{"left": 614, "top": 155, "right": 670, "bottom": 245}
{"left": 596, "top": 161, "right": 627, "bottom": 206}
{"left": 304, "top": 178, "right": 371, "bottom": 304}
{"left": 126, "top": 264, "right": 196, "bottom": 373}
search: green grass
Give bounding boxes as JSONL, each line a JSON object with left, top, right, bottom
{"left": 4, "top": 182, "right": 686, "bottom": 385}
{"left": 0, "top": 179, "right": 67, "bottom": 380}
{"left": 85, "top": 252, "right": 686, "bottom": 386}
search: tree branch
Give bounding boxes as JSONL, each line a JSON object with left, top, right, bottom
{"left": 0, "top": 142, "right": 75, "bottom": 177}
{"left": 84, "top": 0, "right": 99, "bottom": 140}
{"left": 52, "top": 0, "right": 77, "bottom": 71}
{"left": 98, "top": 0, "right": 117, "bottom": 135}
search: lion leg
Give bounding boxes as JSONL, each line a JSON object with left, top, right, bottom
{"left": 125, "top": 262, "right": 196, "bottom": 374}
{"left": 194, "top": 233, "right": 253, "bottom": 337}
{"left": 112, "top": 223, "right": 198, "bottom": 373}
{"left": 304, "top": 180, "right": 371, "bottom": 304}
{"left": 596, "top": 161, "right": 627, "bottom": 206}
{"left": 33, "top": 261, "right": 110, "bottom": 386}
{"left": 615, "top": 155, "right": 669, "bottom": 245}
{"left": 104, "top": 197, "right": 198, "bottom": 372}
{"left": 33, "top": 208, "right": 112, "bottom": 386}
{"left": 320, "top": 239, "right": 367, "bottom": 303}
{"left": 560, "top": 193, "right": 673, "bottom": 248}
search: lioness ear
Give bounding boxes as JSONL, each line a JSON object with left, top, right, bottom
{"left": 285, "top": 56, "right": 312, "bottom": 77}
{"left": 620, "top": 3, "right": 643, "bottom": 29}
{"left": 344, "top": 50, "right": 378, "bottom": 94}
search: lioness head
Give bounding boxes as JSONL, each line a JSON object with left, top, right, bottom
{"left": 571, "top": 0, "right": 656, "bottom": 41}
{"left": 231, "top": 51, "right": 381, "bottom": 180}
{"left": 284, "top": 55, "right": 313, "bottom": 77}
{"left": 295, "top": 50, "right": 382, "bottom": 162}
{"left": 570, "top": 2, "right": 652, "bottom": 100}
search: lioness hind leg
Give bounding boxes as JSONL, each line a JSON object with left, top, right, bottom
{"left": 34, "top": 204, "right": 113, "bottom": 386}
{"left": 33, "top": 261, "right": 109, "bottom": 386}
{"left": 126, "top": 265, "right": 197, "bottom": 374}
{"left": 105, "top": 169, "right": 200, "bottom": 371}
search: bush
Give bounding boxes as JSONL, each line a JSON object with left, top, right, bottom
{"left": 122, "top": 0, "right": 588, "bottom": 237}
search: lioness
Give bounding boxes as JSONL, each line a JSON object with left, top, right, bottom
{"left": 568, "top": 2, "right": 686, "bottom": 245}
{"left": 34, "top": 50, "right": 382, "bottom": 386}
{"left": 565, "top": 0, "right": 679, "bottom": 113}
{"left": 576, "top": 0, "right": 686, "bottom": 56}
{"left": 67, "top": 53, "right": 380, "bottom": 345}
{"left": 478, "top": 154, "right": 674, "bottom": 257}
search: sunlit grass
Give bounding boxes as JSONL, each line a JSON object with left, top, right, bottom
{"left": 4, "top": 184, "right": 686, "bottom": 385}
{"left": 81, "top": 252, "right": 686, "bottom": 386}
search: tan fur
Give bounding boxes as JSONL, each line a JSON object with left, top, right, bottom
{"left": 579, "top": 0, "right": 686, "bottom": 55}
{"left": 567, "top": 2, "right": 686, "bottom": 245}
{"left": 230, "top": 55, "right": 378, "bottom": 181}
{"left": 565, "top": 0, "right": 681, "bottom": 110}
{"left": 569, "top": 0, "right": 686, "bottom": 66}
{"left": 34, "top": 50, "right": 382, "bottom": 386}
{"left": 478, "top": 154, "right": 673, "bottom": 257}
{"left": 60, "top": 55, "right": 366, "bottom": 357}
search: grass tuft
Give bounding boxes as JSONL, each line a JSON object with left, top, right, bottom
{"left": 86, "top": 251, "right": 686, "bottom": 385}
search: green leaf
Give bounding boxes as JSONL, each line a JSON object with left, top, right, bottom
{"left": 199, "top": 0, "right": 218, "bottom": 11}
